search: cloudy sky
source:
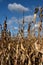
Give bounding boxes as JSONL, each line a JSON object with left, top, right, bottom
{"left": 0, "top": 0, "right": 43, "bottom": 36}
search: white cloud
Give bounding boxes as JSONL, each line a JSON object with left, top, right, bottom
{"left": 7, "top": 17, "right": 18, "bottom": 30}
{"left": 7, "top": 15, "right": 33, "bottom": 30}
{"left": 19, "top": 15, "right": 33, "bottom": 24}
{"left": 7, "top": 15, "right": 33, "bottom": 25}
{"left": 24, "top": 29, "right": 27, "bottom": 32}
{"left": 7, "top": 15, "right": 36, "bottom": 36}
{"left": 24, "top": 15, "right": 33, "bottom": 22}
{"left": 7, "top": 17, "right": 18, "bottom": 26}
{"left": 8, "top": 3, "right": 29, "bottom": 12}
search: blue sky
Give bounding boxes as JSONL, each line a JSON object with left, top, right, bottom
{"left": 0, "top": 0, "right": 43, "bottom": 36}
